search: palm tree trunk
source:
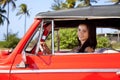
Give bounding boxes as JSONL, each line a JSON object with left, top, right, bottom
{"left": 24, "top": 14, "right": 27, "bottom": 34}
{"left": 7, "top": 2, "right": 9, "bottom": 40}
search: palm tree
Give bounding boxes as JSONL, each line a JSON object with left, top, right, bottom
{"left": 62, "top": 0, "right": 76, "bottom": 9}
{"left": 77, "top": 0, "right": 91, "bottom": 7}
{"left": 0, "top": 6, "right": 9, "bottom": 25}
{"left": 0, "top": 0, "right": 16, "bottom": 40}
{"left": 51, "top": 0, "right": 63, "bottom": 10}
{"left": 16, "top": 3, "right": 30, "bottom": 34}
{"left": 52, "top": 0, "right": 76, "bottom": 10}
{"left": 52, "top": 0, "right": 99, "bottom": 10}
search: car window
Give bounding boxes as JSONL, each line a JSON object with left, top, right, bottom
{"left": 97, "top": 28, "right": 120, "bottom": 51}
{"left": 53, "top": 27, "right": 120, "bottom": 53}
{"left": 25, "top": 28, "right": 40, "bottom": 52}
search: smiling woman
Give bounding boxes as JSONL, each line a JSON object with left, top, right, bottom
{"left": 71, "top": 23, "right": 97, "bottom": 53}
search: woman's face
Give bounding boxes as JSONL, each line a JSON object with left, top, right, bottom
{"left": 78, "top": 24, "right": 89, "bottom": 42}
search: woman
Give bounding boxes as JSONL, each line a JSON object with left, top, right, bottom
{"left": 72, "top": 23, "right": 97, "bottom": 53}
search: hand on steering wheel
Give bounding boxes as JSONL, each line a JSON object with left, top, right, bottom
{"left": 40, "top": 42, "right": 51, "bottom": 55}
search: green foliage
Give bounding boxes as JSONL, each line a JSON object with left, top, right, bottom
{"left": 51, "top": 0, "right": 78, "bottom": 10}
{"left": 1, "top": 33, "right": 20, "bottom": 48}
{"left": 96, "top": 36, "right": 111, "bottom": 48}
{"left": 16, "top": 4, "right": 30, "bottom": 16}
{"left": 51, "top": 0, "right": 94, "bottom": 10}
{"left": 46, "top": 28, "right": 78, "bottom": 49}
{"left": 0, "top": 41, "right": 6, "bottom": 48}
{"left": 62, "top": 0, "right": 76, "bottom": 9}
{"left": 59, "top": 28, "right": 78, "bottom": 49}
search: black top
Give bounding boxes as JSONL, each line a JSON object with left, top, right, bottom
{"left": 35, "top": 5, "right": 120, "bottom": 30}
{"left": 36, "top": 5, "right": 120, "bottom": 19}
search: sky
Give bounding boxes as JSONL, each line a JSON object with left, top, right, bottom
{"left": 0, "top": 0, "right": 118, "bottom": 40}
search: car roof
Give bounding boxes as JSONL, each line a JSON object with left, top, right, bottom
{"left": 36, "top": 4, "right": 120, "bottom": 19}
{"left": 35, "top": 5, "right": 120, "bottom": 30}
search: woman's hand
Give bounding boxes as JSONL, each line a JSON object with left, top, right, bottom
{"left": 85, "top": 47, "right": 94, "bottom": 53}
{"left": 40, "top": 42, "right": 51, "bottom": 55}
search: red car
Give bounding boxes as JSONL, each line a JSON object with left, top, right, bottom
{"left": 0, "top": 5, "right": 120, "bottom": 80}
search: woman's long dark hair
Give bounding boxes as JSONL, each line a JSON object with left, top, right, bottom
{"left": 78, "top": 22, "right": 97, "bottom": 52}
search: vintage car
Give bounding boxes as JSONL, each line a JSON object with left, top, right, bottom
{"left": 0, "top": 4, "right": 120, "bottom": 80}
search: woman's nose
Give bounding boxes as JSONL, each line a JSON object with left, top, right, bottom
{"left": 79, "top": 31, "right": 83, "bottom": 34}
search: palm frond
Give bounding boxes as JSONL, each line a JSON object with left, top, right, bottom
{"left": 11, "top": 0, "right": 16, "bottom": 10}
{"left": 0, "top": 14, "right": 9, "bottom": 25}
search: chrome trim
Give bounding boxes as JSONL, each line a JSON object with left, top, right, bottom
{"left": 35, "top": 16, "right": 120, "bottom": 20}
{"left": 35, "top": 20, "right": 44, "bottom": 55}
{"left": 0, "top": 69, "right": 120, "bottom": 74}
{"left": 116, "top": 71, "right": 120, "bottom": 75}
{"left": 21, "top": 51, "right": 26, "bottom": 62}
{"left": 52, "top": 20, "right": 54, "bottom": 55}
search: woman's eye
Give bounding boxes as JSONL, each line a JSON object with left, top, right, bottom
{"left": 83, "top": 30, "right": 87, "bottom": 33}
{"left": 83, "top": 31, "right": 86, "bottom": 33}
{"left": 78, "top": 29, "right": 81, "bottom": 31}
